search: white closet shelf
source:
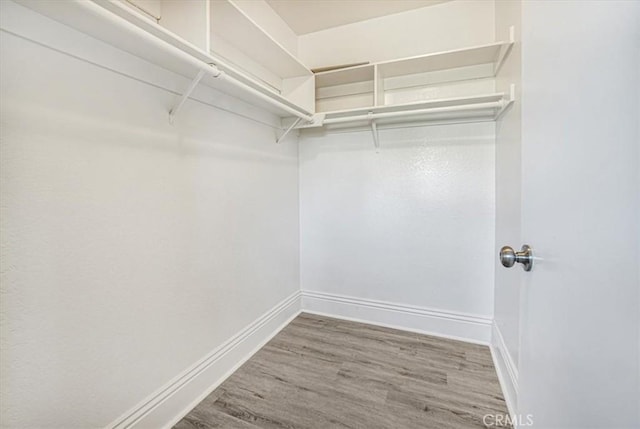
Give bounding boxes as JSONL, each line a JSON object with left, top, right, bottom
{"left": 306, "top": 31, "right": 515, "bottom": 137}
{"left": 210, "top": 0, "right": 311, "bottom": 80}
{"left": 17, "top": 0, "right": 313, "bottom": 121}
{"left": 314, "top": 38, "right": 514, "bottom": 92}
{"left": 377, "top": 41, "right": 513, "bottom": 77}
{"left": 298, "top": 92, "right": 514, "bottom": 129}
{"left": 315, "top": 64, "right": 374, "bottom": 89}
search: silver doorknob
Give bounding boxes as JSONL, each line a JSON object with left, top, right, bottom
{"left": 500, "top": 245, "right": 533, "bottom": 271}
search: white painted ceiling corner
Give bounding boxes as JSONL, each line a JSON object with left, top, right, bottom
{"left": 265, "top": 0, "right": 452, "bottom": 35}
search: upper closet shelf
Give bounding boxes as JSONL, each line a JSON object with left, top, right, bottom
{"left": 377, "top": 40, "right": 513, "bottom": 78}
{"left": 210, "top": 0, "right": 310, "bottom": 80}
{"left": 305, "top": 30, "right": 515, "bottom": 132}
{"left": 16, "top": 0, "right": 314, "bottom": 121}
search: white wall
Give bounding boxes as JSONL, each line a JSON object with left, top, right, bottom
{"left": 299, "top": 122, "right": 496, "bottom": 338}
{"left": 297, "top": 0, "right": 498, "bottom": 342}
{"left": 0, "top": 3, "right": 299, "bottom": 428}
{"left": 492, "top": 0, "right": 522, "bottom": 412}
{"left": 298, "top": 0, "right": 495, "bottom": 69}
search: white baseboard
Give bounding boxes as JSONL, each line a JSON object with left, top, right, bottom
{"left": 108, "top": 291, "right": 302, "bottom": 429}
{"left": 107, "top": 290, "right": 510, "bottom": 429}
{"left": 301, "top": 290, "right": 492, "bottom": 345}
{"left": 489, "top": 322, "right": 519, "bottom": 418}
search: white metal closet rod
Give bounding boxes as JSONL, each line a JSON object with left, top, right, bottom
{"left": 321, "top": 101, "right": 505, "bottom": 125}
{"left": 220, "top": 74, "right": 312, "bottom": 122}
{"left": 83, "top": 0, "right": 313, "bottom": 123}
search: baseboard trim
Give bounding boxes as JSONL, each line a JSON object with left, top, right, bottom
{"left": 108, "top": 291, "right": 302, "bottom": 429}
{"left": 489, "top": 322, "right": 519, "bottom": 418}
{"left": 107, "top": 290, "right": 508, "bottom": 428}
{"left": 301, "top": 290, "right": 492, "bottom": 345}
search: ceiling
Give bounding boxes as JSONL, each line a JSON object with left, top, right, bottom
{"left": 265, "top": 0, "right": 451, "bottom": 35}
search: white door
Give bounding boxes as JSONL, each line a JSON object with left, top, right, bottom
{"left": 513, "top": 2, "right": 640, "bottom": 428}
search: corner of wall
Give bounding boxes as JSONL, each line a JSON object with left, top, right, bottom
{"left": 301, "top": 291, "right": 493, "bottom": 345}
{"left": 490, "top": 322, "right": 519, "bottom": 419}
{"left": 109, "top": 291, "right": 302, "bottom": 429}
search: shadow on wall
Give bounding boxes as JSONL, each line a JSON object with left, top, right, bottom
{"left": 299, "top": 121, "right": 495, "bottom": 159}
{"left": 4, "top": 93, "right": 297, "bottom": 166}
{"left": 2, "top": 29, "right": 297, "bottom": 166}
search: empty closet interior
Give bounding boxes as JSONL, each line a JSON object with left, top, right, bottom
{"left": 1, "top": 1, "right": 520, "bottom": 427}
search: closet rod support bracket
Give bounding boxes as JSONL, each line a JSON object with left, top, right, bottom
{"left": 494, "top": 84, "right": 516, "bottom": 120}
{"left": 276, "top": 117, "right": 302, "bottom": 143}
{"left": 369, "top": 112, "right": 380, "bottom": 151}
{"left": 169, "top": 65, "right": 221, "bottom": 124}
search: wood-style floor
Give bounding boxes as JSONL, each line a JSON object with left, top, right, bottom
{"left": 174, "top": 313, "right": 510, "bottom": 429}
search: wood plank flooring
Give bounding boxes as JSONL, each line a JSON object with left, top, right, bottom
{"left": 174, "top": 313, "right": 511, "bottom": 429}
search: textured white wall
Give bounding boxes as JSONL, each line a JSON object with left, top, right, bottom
{"left": 298, "top": 0, "right": 497, "bottom": 326}
{"left": 0, "top": 4, "right": 299, "bottom": 428}
{"left": 298, "top": 0, "right": 495, "bottom": 69}
{"left": 299, "top": 123, "right": 495, "bottom": 318}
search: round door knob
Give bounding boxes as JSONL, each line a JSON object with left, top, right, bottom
{"left": 500, "top": 246, "right": 517, "bottom": 267}
{"left": 500, "top": 245, "right": 533, "bottom": 271}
